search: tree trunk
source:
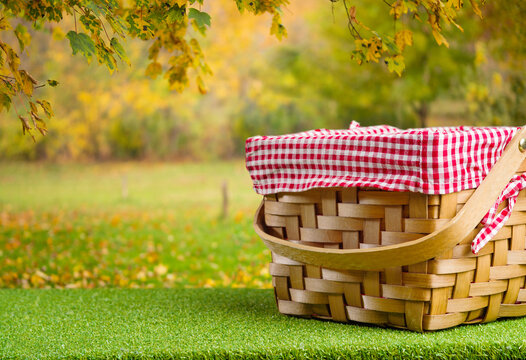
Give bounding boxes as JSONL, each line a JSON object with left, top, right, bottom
{"left": 416, "top": 102, "right": 429, "bottom": 128}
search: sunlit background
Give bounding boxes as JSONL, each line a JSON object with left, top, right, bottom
{"left": 1, "top": 1, "right": 525, "bottom": 289}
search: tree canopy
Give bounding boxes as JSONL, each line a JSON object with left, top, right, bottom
{"left": 1, "top": 1, "right": 523, "bottom": 161}
{"left": 0, "top": 0, "right": 484, "bottom": 139}
{"left": 0, "top": 0, "right": 287, "bottom": 139}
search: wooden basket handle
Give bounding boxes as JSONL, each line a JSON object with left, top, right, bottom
{"left": 254, "top": 126, "right": 526, "bottom": 270}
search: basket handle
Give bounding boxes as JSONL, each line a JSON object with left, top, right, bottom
{"left": 254, "top": 126, "right": 526, "bottom": 270}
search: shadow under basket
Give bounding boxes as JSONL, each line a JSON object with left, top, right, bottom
{"left": 253, "top": 129, "right": 526, "bottom": 332}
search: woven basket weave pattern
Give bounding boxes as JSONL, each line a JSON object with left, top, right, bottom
{"left": 263, "top": 186, "right": 526, "bottom": 331}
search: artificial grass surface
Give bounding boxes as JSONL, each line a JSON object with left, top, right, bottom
{"left": 1, "top": 289, "right": 525, "bottom": 359}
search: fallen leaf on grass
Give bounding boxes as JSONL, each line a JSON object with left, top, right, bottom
{"left": 154, "top": 263, "right": 168, "bottom": 276}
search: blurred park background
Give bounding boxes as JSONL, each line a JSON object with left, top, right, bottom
{"left": 1, "top": 0, "right": 525, "bottom": 289}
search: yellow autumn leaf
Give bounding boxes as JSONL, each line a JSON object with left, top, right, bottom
{"left": 135, "top": 270, "right": 147, "bottom": 281}
{"left": 15, "top": 24, "right": 31, "bottom": 51}
{"left": 29, "top": 101, "right": 38, "bottom": 114}
{"left": 389, "top": 0, "right": 408, "bottom": 20}
{"left": 432, "top": 30, "right": 450, "bottom": 48}
{"left": 145, "top": 61, "right": 162, "bottom": 79}
{"left": 270, "top": 13, "right": 287, "bottom": 40}
{"left": 474, "top": 41, "right": 487, "bottom": 66}
{"left": 196, "top": 75, "right": 207, "bottom": 95}
{"left": 386, "top": 55, "right": 405, "bottom": 76}
{"left": 365, "top": 37, "right": 382, "bottom": 63}
{"left": 0, "top": 16, "right": 11, "bottom": 31}
{"left": 395, "top": 29, "right": 413, "bottom": 52}
{"left": 30, "top": 273, "right": 45, "bottom": 286}
{"left": 146, "top": 253, "right": 158, "bottom": 263}
{"left": 470, "top": 0, "right": 483, "bottom": 18}
{"left": 258, "top": 266, "right": 269, "bottom": 277}
{"left": 19, "top": 70, "right": 36, "bottom": 96}
{"left": 154, "top": 263, "right": 168, "bottom": 276}
{"left": 35, "top": 270, "right": 50, "bottom": 280}
{"left": 451, "top": 0, "right": 464, "bottom": 10}
{"left": 203, "top": 278, "right": 215, "bottom": 288}
{"left": 4, "top": 44, "right": 20, "bottom": 71}
{"left": 37, "top": 100, "right": 54, "bottom": 118}
{"left": 492, "top": 72, "right": 503, "bottom": 89}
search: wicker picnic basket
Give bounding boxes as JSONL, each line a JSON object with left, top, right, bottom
{"left": 253, "top": 127, "right": 526, "bottom": 331}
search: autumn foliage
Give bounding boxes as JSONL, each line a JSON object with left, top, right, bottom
{"left": 0, "top": 1, "right": 524, "bottom": 162}
{"left": 0, "top": 0, "right": 487, "bottom": 140}
{"left": 0, "top": 0, "right": 288, "bottom": 138}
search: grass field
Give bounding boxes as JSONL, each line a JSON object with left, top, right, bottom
{"left": 2, "top": 289, "right": 526, "bottom": 359}
{"left": 3, "top": 161, "right": 526, "bottom": 359}
{"left": 0, "top": 161, "right": 269, "bottom": 289}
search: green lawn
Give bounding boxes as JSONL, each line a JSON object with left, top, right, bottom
{"left": 0, "top": 161, "right": 259, "bottom": 212}
{"left": 2, "top": 162, "right": 526, "bottom": 358}
{"left": 0, "top": 161, "right": 269, "bottom": 288}
{"left": 1, "top": 289, "right": 525, "bottom": 359}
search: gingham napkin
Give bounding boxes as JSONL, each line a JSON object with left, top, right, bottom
{"left": 246, "top": 122, "right": 520, "bottom": 254}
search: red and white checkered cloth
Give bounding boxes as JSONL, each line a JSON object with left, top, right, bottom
{"left": 472, "top": 173, "right": 526, "bottom": 253}
{"left": 245, "top": 122, "right": 521, "bottom": 253}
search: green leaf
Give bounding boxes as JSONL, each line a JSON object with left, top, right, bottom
{"left": 383, "top": 37, "right": 400, "bottom": 55}
{"left": 66, "top": 31, "right": 96, "bottom": 63}
{"left": 167, "top": 5, "right": 186, "bottom": 23}
{"left": 234, "top": 0, "right": 245, "bottom": 12}
{"left": 188, "top": 8, "right": 211, "bottom": 33}
{"left": 47, "top": 80, "right": 59, "bottom": 87}
{"left": 147, "top": 8, "right": 165, "bottom": 23}
{"left": 105, "top": 13, "right": 128, "bottom": 36}
{"left": 405, "top": 0, "right": 418, "bottom": 12}
{"left": 85, "top": 1, "right": 109, "bottom": 17}
{"left": 96, "top": 45, "right": 117, "bottom": 73}
{"left": 110, "top": 37, "right": 130, "bottom": 66}
{"left": 14, "top": 24, "right": 31, "bottom": 52}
